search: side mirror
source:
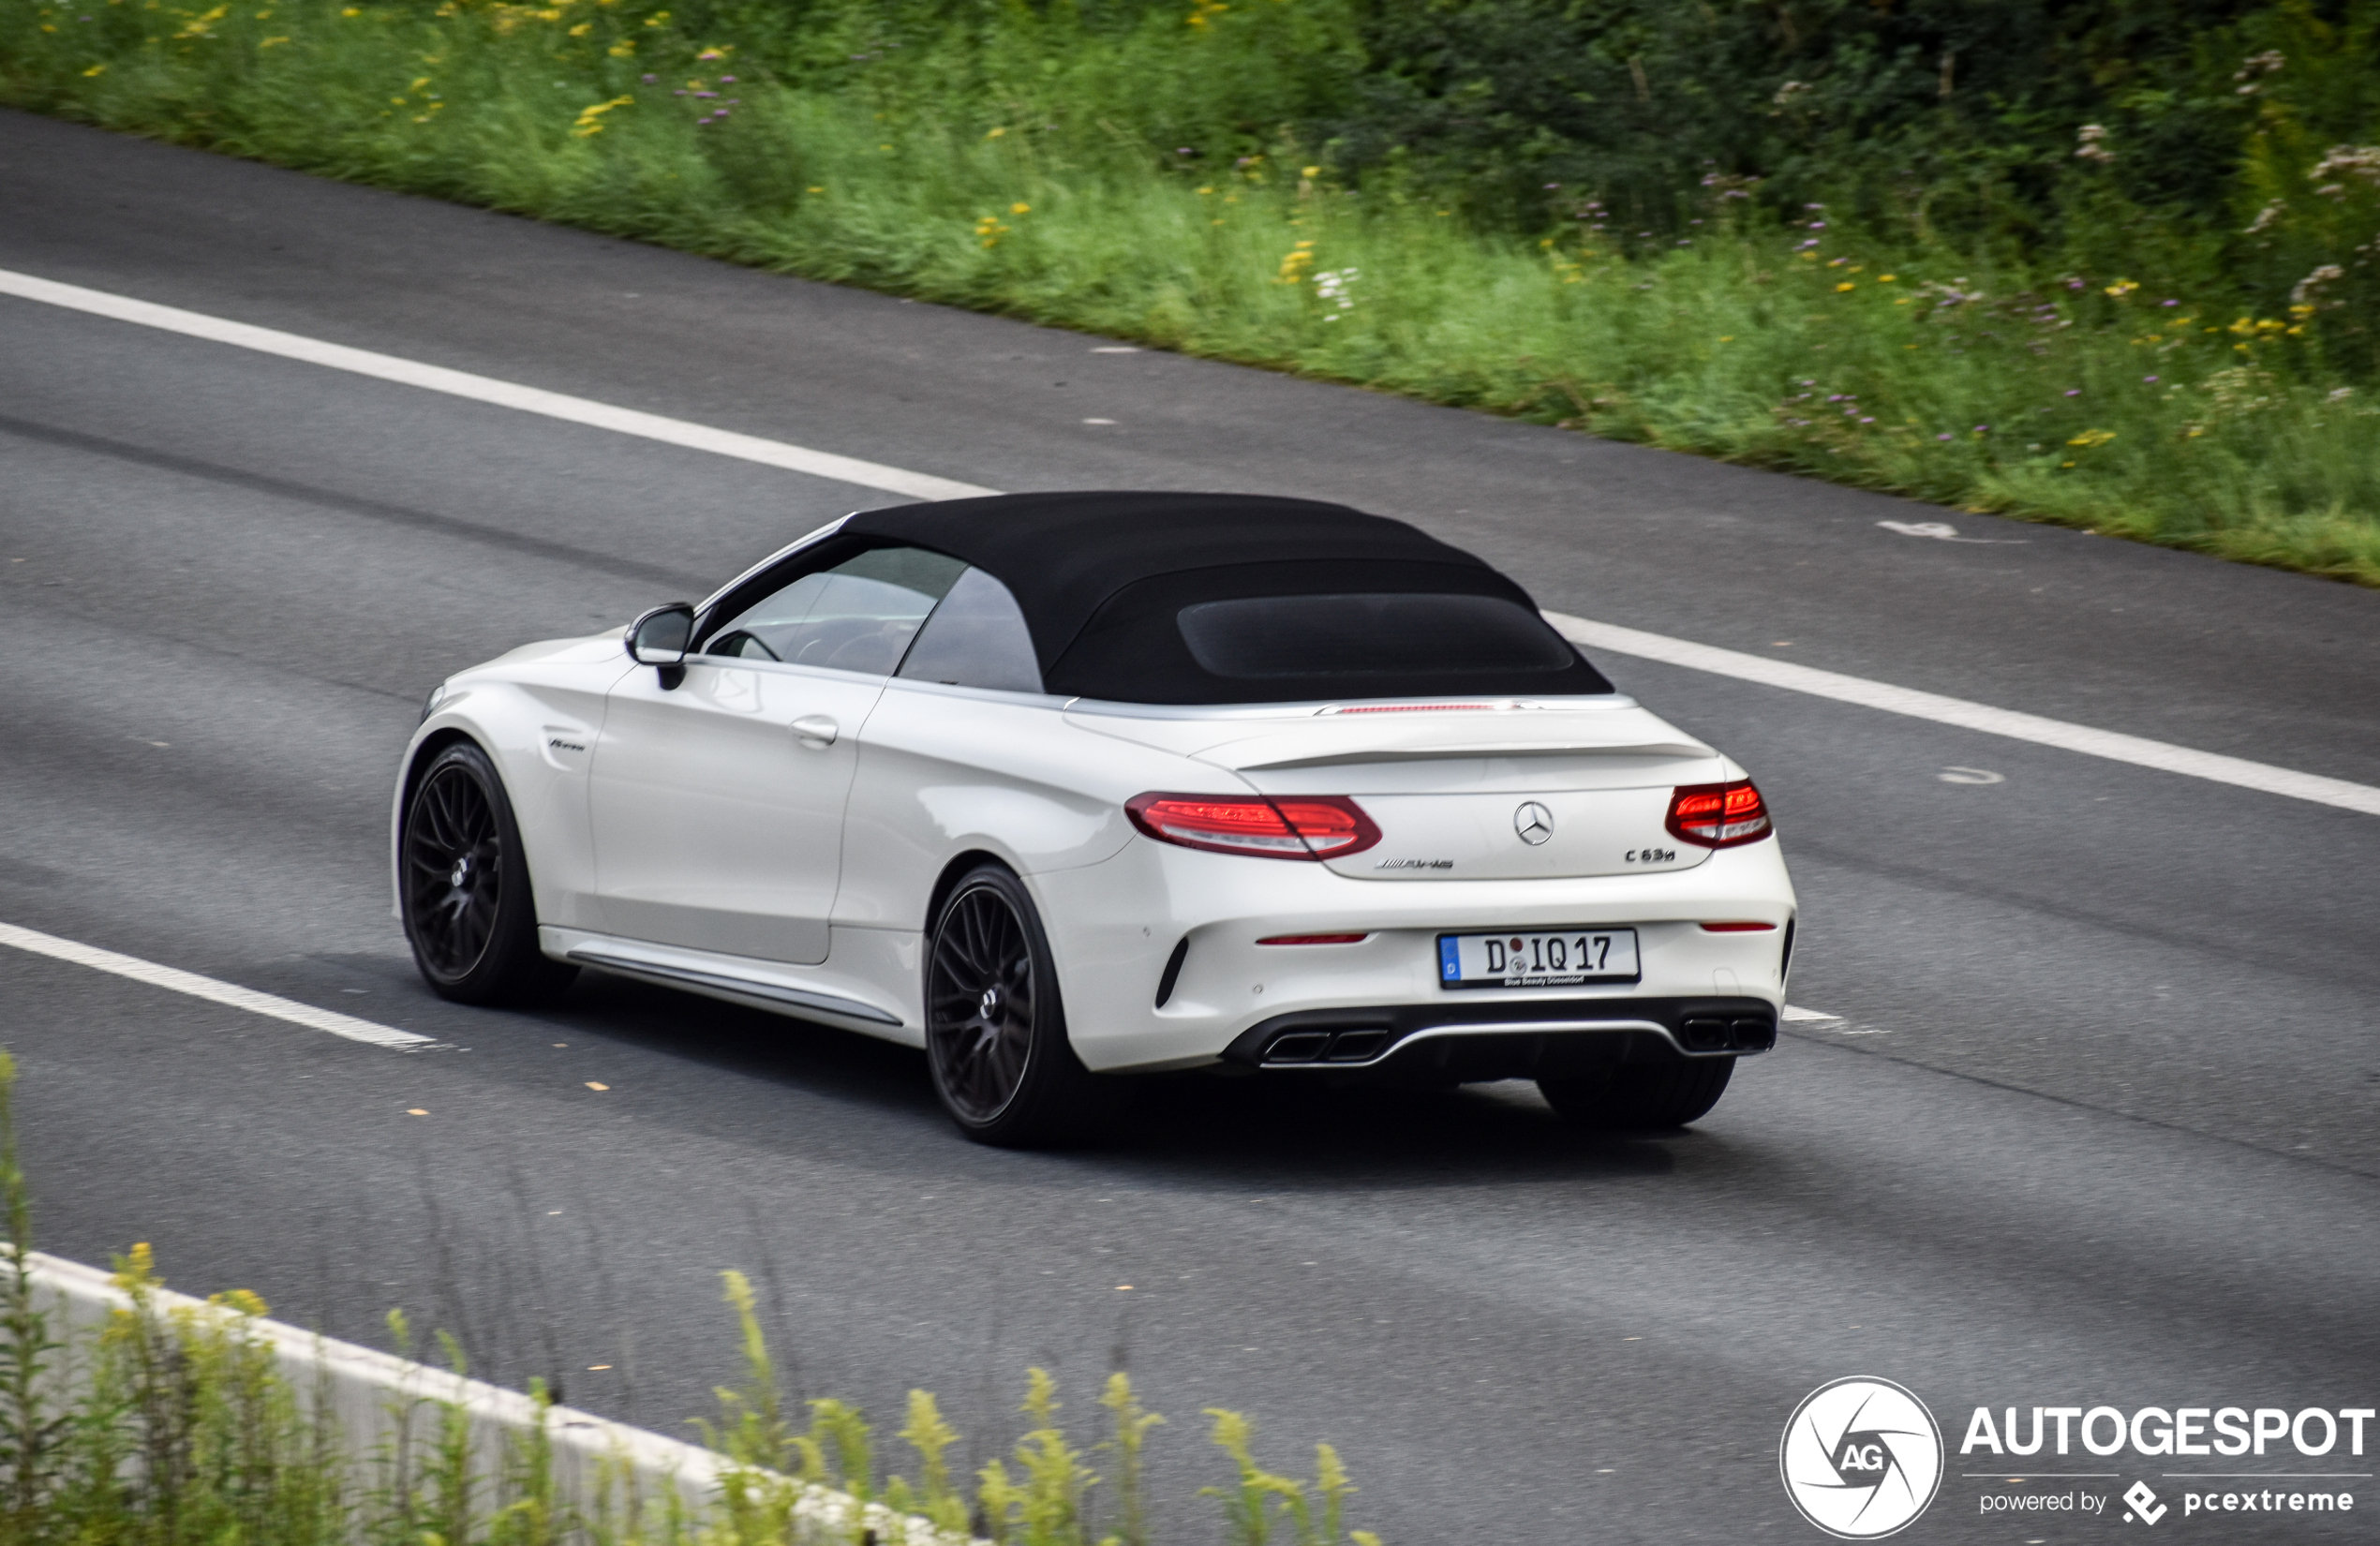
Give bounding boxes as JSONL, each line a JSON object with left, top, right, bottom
{"left": 627, "top": 602, "right": 695, "bottom": 687}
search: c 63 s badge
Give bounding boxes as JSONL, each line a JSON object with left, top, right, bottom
{"left": 1779, "top": 1376, "right": 1943, "bottom": 1539}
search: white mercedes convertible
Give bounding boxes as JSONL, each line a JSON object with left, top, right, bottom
{"left": 394, "top": 493, "right": 1796, "bottom": 1145}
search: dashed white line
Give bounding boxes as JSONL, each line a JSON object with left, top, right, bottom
{"left": 0, "top": 268, "right": 993, "bottom": 503}
{"left": 7, "top": 265, "right": 2373, "bottom": 820}
{"left": 0, "top": 921, "right": 434, "bottom": 1049}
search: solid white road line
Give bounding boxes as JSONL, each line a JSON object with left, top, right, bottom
{"left": 1546, "top": 613, "right": 2380, "bottom": 817}
{"left": 7, "top": 267, "right": 2375, "bottom": 818}
{"left": 0, "top": 267, "right": 996, "bottom": 504}
{"left": 0, "top": 921, "right": 435, "bottom": 1050}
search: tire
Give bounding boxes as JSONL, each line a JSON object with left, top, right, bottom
{"left": 924, "top": 865, "right": 1112, "bottom": 1148}
{"left": 400, "top": 740, "right": 577, "bottom": 1006}
{"left": 1539, "top": 1056, "right": 1733, "bottom": 1131}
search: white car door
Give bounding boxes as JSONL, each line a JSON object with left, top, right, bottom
{"left": 587, "top": 545, "right": 967, "bottom": 964}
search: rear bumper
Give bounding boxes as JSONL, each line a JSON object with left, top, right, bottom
{"left": 1222, "top": 995, "right": 1777, "bottom": 1079}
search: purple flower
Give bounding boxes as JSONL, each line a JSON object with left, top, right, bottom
{"left": 718, "top": 74, "right": 736, "bottom": 82}
{"left": 641, "top": 72, "right": 657, "bottom": 82}
{"left": 1859, "top": 416, "right": 1875, "bottom": 424}
{"left": 1807, "top": 220, "right": 1826, "bottom": 230}
{"left": 2065, "top": 388, "right": 2081, "bottom": 396}
{"left": 2143, "top": 375, "right": 2158, "bottom": 383}
{"left": 673, "top": 89, "right": 687, "bottom": 96}
{"left": 2161, "top": 299, "right": 2178, "bottom": 306}
{"left": 2068, "top": 278, "right": 2086, "bottom": 290}
{"left": 694, "top": 90, "right": 717, "bottom": 97}
{"left": 1805, "top": 202, "right": 1824, "bottom": 210}
{"left": 1828, "top": 394, "right": 1845, "bottom": 401}
{"left": 1937, "top": 433, "right": 1954, "bottom": 441}
{"left": 1544, "top": 182, "right": 1560, "bottom": 189}
{"left": 1974, "top": 424, "right": 1989, "bottom": 433}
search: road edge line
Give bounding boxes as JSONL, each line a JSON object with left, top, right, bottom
{"left": 1547, "top": 613, "right": 2380, "bottom": 816}
{"left": 0, "top": 266, "right": 997, "bottom": 503}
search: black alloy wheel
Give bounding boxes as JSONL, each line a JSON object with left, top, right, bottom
{"left": 1538, "top": 1055, "right": 1733, "bottom": 1130}
{"left": 924, "top": 865, "right": 1109, "bottom": 1147}
{"left": 400, "top": 741, "right": 575, "bottom": 1005}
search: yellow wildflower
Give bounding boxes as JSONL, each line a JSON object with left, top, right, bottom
{"left": 571, "top": 94, "right": 632, "bottom": 136}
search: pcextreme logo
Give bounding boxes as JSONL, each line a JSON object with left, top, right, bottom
{"left": 1780, "top": 1377, "right": 1946, "bottom": 1539}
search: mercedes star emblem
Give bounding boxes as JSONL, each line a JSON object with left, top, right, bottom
{"left": 1514, "top": 802, "right": 1554, "bottom": 845}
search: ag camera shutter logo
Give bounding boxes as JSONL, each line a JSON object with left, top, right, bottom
{"left": 1779, "top": 1377, "right": 1944, "bottom": 1539}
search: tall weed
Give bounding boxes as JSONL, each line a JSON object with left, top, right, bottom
{"left": 0, "top": 0, "right": 2375, "bottom": 581}
{"left": 0, "top": 1058, "right": 1385, "bottom": 1545}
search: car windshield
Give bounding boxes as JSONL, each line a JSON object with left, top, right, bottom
{"left": 1177, "top": 593, "right": 1580, "bottom": 679}
{"left": 707, "top": 547, "right": 966, "bottom": 676}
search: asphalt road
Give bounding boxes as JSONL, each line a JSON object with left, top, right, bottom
{"left": 2, "top": 108, "right": 2375, "bottom": 1545}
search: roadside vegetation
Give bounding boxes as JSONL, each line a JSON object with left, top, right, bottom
{"left": 2, "top": 0, "right": 2377, "bottom": 584}
{"left": 0, "top": 1055, "right": 1381, "bottom": 1546}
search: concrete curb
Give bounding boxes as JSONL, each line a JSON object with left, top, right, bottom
{"left": 27, "top": 1250, "right": 977, "bottom": 1546}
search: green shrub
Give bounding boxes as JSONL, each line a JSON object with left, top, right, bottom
{"left": 0, "top": 0, "right": 2374, "bottom": 583}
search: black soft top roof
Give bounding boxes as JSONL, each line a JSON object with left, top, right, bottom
{"left": 819, "top": 492, "right": 1610, "bottom": 703}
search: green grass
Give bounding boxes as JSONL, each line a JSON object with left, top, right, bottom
{"left": 0, "top": 1053, "right": 1381, "bottom": 1546}
{"left": 4, "top": 0, "right": 2378, "bottom": 586}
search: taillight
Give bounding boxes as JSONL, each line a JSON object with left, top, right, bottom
{"left": 1666, "top": 780, "right": 1773, "bottom": 848}
{"left": 1125, "top": 794, "right": 1381, "bottom": 861}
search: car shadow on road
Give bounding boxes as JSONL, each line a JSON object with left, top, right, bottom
{"left": 524, "top": 974, "right": 1697, "bottom": 1189}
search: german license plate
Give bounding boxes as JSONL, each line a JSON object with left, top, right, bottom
{"left": 1437, "top": 927, "right": 1640, "bottom": 989}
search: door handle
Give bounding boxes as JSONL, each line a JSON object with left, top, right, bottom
{"left": 790, "top": 714, "right": 840, "bottom": 749}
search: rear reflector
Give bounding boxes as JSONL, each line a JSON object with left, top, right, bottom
{"left": 1125, "top": 794, "right": 1382, "bottom": 861}
{"left": 1699, "top": 921, "right": 1778, "bottom": 932}
{"left": 1665, "top": 780, "right": 1774, "bottom": 849}
{"left": 1321, "top": 703, "right": 1495, "bottom": 715}
{"left": 1257, "top": 933, "right": 1370, "bottom": 945}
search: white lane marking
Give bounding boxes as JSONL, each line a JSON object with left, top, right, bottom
{"left": 8, "top": 267, "right": 2373, "bottom": 819}
{"left": 0, "top": 921, "right": 435, "bottom": 1049}
{"left": 1781, "top": 1004, "right": 1841, "bottom": 1022}
{"left": 1547, "top": 613, "right": 2380, "bottom": 817}
{"left": 1938, "top": 766, "right": 2005, "bottom": 785}
{"left": 0, "top": 267, "right": 995, "bottom": 504}
{"left": 1878, "top": 519, "right": 2020, "bottom": 543}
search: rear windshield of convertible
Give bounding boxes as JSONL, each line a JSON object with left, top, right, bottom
{"left": 1038, "top": 560, "right": 1614, "bottom": 705}
{"left": 1178, "top": 593, "right": 1578, "bottom": 679}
